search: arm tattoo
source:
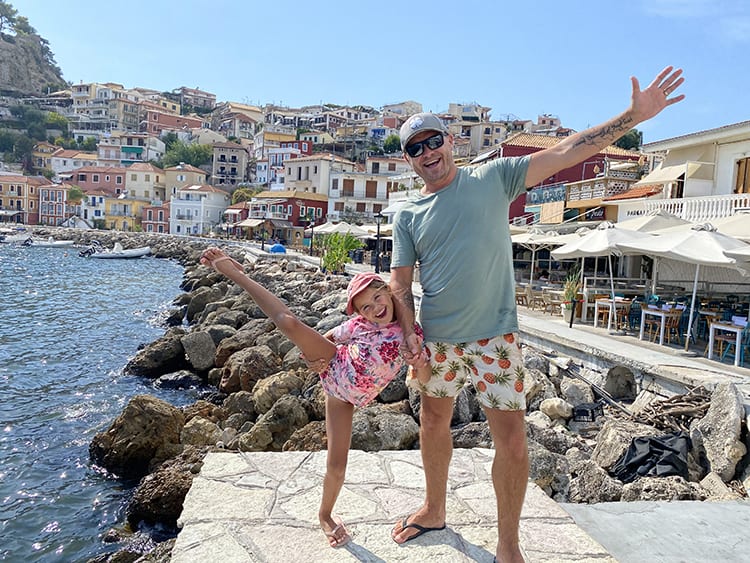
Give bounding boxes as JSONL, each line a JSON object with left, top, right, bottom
{"left": 392, "top": 286, "right": 416, "bottom": 315}
{"left": 571, "top": 114, "right": 634, "bottom": 149}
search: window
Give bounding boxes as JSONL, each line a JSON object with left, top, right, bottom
{"left": 332, "top": 179, "right": 339, "bottom": 190}
{"left": 317, "top": 208, "right": 322, "bottom": 218}
{"left": 116, "top": 176, "right": 122, "bottom": 184}
{"left": 93, "top": 174, "right": 100, "bottom": 182}
{"left": 356, "top": 202, "right": 366, "bottom": 212}
{"left": 105, "top": 175, "right": 110, "bottom": 182}
{"left": 314, "top": 166, "right": 318, "bottom": 174}
{"left": 372, "top": 162, "right": 380, "bottom": 174}
{"left": 147, "top": 210, "right": 153, "bottom": 221}
{"left": 365, "top": 180, "right": 377, "bottom": 198}
{"left": 342, "top": 179, "right": 355, "bottom": 197}
{"left": 388, "top": 163, "right": 396, "bottom": 171}
{"left": 334, "top": 202, "right": 344, "bottom": 211}
{"left": 131, "top": 174, "right": 137, "bottom": 181}
{"left": 299, "top": 205, "right": 306, "bottom": 217}
{"left": 145, "top": 174, "right": 150, "bottom": 182}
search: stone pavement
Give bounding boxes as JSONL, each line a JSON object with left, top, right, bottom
{"left": 171, "top": 449, "right": 614, "bottom": 563}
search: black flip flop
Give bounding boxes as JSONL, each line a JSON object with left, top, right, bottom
{"left": 393, "top": 514, "right": 446, "bottom": 543}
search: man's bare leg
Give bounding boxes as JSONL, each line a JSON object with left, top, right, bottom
{"left": 392, "top": 395, "right": 454, "bottom": 543}
{"left": 485, "top": 408, "right": 528, "bottom": 563}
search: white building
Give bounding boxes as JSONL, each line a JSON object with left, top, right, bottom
{"left": 169, "top": 184, "right": 230, "bottom": 236}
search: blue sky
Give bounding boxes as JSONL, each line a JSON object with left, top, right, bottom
{"left": 12, "top": 0, "right": 749, "bottom": 144}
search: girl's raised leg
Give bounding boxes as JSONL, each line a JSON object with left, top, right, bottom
{"left": 201, "top": 247, "right": 337, "bottom": 364}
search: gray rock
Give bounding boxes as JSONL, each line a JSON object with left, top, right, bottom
{"left": 528, "top": 439, "right": 570, "bottom": 498}
{"left": 89, "top": 395, "right": 185, "bottom": 479}
{"left": 180, "top": 331, "right": 217, "bottom": 372}
{"left": 351, "top": 405, "right": 420, "bottom": 451}
{"left": 690, "top": 382, "right": 746, "bottom": 482}
{"left": 180, "top": 417, "right": 222, "bottom": 446}
{"left": 153, "top": 370, "right": 204, "bottom": 390}
{"left": 124, "top": 330, "right": 188, "bottom": 377}
{"left": 451, "top": 422, "right": 493, "bottom": 448}
{"left": 219, "top": 344, "right": 282, "bottom": 394}
{"left": 568, "top": 459, "right": 623, "bottom": 503}
{"left": 591, "top": 418, "right": 661, "bottom": 471}
{"left": 560, "top": 376, "right": 595, "bottom": 407}
{"left": 620, "top": 475, "right": 707, "bottom": 501}
{"left": 251, "top": 371, "right": 305, "bottom": 414}
{"left": 237, "top": 395, "right": 309, "bottom": 452}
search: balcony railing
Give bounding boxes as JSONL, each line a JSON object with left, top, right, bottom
{"left": 644, "top": 193, "right": 750, "bottom": 223}
{"left": 567, "top": 178, "right": 633, "bottom": 202}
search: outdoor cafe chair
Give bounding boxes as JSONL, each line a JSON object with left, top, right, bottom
{"left": 719, "top": 324, "right": 750, "bottom": 366}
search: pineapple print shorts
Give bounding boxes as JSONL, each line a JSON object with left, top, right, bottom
{"left": 407, "top": 333, "right": 526, "bottom": 411}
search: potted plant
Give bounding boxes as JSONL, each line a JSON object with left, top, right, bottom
{"left": 320, "top": 232, "right": 364, "bottom": 274}
{"left": 561, "top": 269, "right": 581, "bottom": 323}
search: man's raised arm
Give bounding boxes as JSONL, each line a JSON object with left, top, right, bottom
{"left": 525, "top": 66, "right": 685, "bottom": 188}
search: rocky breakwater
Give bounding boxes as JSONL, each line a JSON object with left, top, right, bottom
{"left": 85, "top": 249, "right": 750, "bottom": 562}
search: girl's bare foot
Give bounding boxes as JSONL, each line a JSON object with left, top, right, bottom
{"left": 320, "top": 515, "right": 351, "bottom": 548}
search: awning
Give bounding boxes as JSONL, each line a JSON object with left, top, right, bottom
{"left": 224, "top": 209, "right": 242, "bottom": 214}
{"left": 0, "top": 210, "right": 21, "bottom": 217}
{"left": 235, "top": 218, "right": 264, "bottom": 227}
{"left": 271, "top": 219, "right": 293, "bottom": 228}
{"left": 633, "top": 164, "right": 686, "bottom": 186}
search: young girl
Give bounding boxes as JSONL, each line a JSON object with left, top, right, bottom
{"left": 200, "top": 247, "right": 430, "bottom": 548}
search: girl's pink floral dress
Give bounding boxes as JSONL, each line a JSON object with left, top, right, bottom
{"left": 320, "top": 316, "right": 423, "bottom": 407}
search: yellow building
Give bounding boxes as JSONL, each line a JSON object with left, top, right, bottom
{"left": 104, "top": 195, "right": 148, "bottom": 231}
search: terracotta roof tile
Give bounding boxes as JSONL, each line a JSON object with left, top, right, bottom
{"left": 602, "top": 184, "right": 663, "bottom": 201}
{"left": 502, "top": 132, "right": 641, "bottom": 157}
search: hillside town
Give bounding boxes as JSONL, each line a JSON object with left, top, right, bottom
{"left": 1, "top": 79, "right": 749, "bottom": 255}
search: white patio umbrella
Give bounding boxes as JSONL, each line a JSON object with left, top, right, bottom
{"left": 551, "top": 222, "right": 656, "bottom": 330}
{"left": 511, "top": 228, "right": 561, "bottom": 286}
{"left": 314, "top": 221, "right": 370, "bottom": 237}
{"left": 615, "top": 209, "right": 690, "bottom": 233}
{"left": 617, "top": 224, "right": 749, "bottom": 350}
{"left": 724, "top": 245, "right": 750, "bottom": 262}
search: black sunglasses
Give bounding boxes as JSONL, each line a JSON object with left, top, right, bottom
{"left": 404, "top": 133, "right": 445, "bottom": 158}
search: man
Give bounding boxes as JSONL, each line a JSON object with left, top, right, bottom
{"left": 389, "top": 67, "right": 685, "bottom": 563}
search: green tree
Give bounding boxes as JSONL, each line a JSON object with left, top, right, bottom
{"left": 383, "top": 134, "right": 401, "bottom": 154}
{"left": 161, "top": 140, "right": 212, "bottom": 168}
{"left": 161, "top": 131, "right": 179, "bottom": 151}
{"left": 232, "top": 186, "right": 261, "bottom": 204}
{"left": 0, "top": 1, "right": 18, "bottom": 36}
{"left": 80, "top": 136, "right": 97, "bottom": 151}
{"left": 67, "top": 184, "right": 84, "bottom": 201}
{"left": 45, "top": 112, "right": 68, "bottom": 133}
{"left": 12, "top": 135, "right": 34, "bottom": 170}
{"left": 614, "top": 128, "right": 643, "bottom": 151}
{"left": 0, "top": 130, "right": 17, "bottom": 152}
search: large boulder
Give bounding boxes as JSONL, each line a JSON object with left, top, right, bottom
{"left": 283, "top": 420, "right": 328, "bottom": 451}
{"left": 89, "top": 395, "right": 185, "bottom": 479}
{"left": 124, "top": 330, "right": 188, "bottom": 377}
{"left": 251, "top": 371, "right": 305, "bottom": 414}
{"left": 214, "top": 319, "right": 276, "bottom": 366}
{"left": 219, "top": 345, "right": 282, "bottom": 394}
{"left": 236, "top": 395, "right": 309, "bottom": 452}
{"left": 690, "top": 382, "right": 746, "bottom": 482}
{"left": 351, "top": 405, "right": 420, "bottom": 451}
{"left": 180, "top": 331, "right": 217, "bottom": 372}
{"left": 591, "top": 419, "right": 662, "bottom": 471}
{"left": 126, "top": 446, "right": 207, "bottom": 528}
{"left": 621, "top": 475, "right": 707, "bottom": 501}
{"left": 568, "top": 459, "right": 623, "bottom": 503}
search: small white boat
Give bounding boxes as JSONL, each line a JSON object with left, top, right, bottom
{"left": 79, "top": 241, "right": 151, "bottom": 259}
{"left": 22, "top": 236, "right": 75, "bottom": 248}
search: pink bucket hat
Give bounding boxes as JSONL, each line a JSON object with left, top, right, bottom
{"left": 345, "top": 272, "right": 383, "bottom": 315}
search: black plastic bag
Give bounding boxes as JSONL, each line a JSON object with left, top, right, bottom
{"left": 611, "top": 431, "right": 691, "bottom": 483}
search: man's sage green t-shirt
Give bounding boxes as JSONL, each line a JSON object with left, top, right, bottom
{"left": 392, "top": 155, "right": 530, "bottom": 343}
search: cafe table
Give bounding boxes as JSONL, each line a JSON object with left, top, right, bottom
{"left": 594, "top": 298, "right": 631, "bottom": 330}
{"left": 707, "top": 322, "right": 745, "bottom": 367}
{"left": 639, "top": 306, "right": 670, "bottom": 345}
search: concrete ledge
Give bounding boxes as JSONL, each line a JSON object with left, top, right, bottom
{"left": 172, "top": 449, "right": 613, "bottom": 563}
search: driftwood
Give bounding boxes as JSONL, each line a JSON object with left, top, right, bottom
{"left": 614, "top": 386, "right": 712, "bottom": 433}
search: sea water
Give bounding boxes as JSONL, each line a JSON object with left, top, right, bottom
{"left": 0, "top": 243, "right": 194, "bottom": 561}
